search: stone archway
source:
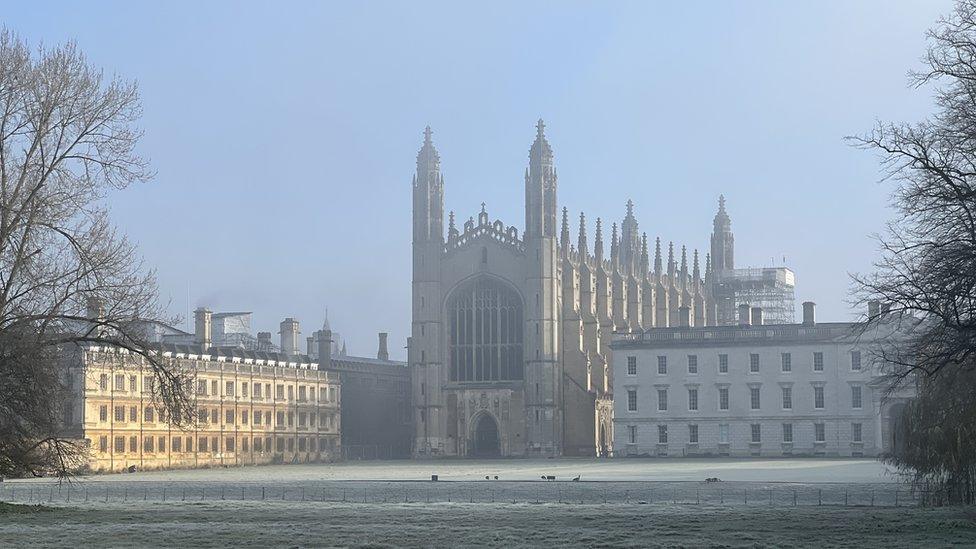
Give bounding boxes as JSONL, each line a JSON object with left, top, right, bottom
{"left": 471, "top": 413, "right": 500, "bottom": 457}
{"left": 888, "top": 402, "right": 908, "bottom": 457}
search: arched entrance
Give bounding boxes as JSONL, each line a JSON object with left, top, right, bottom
{"left": 471, "top": 414, "right": 500, "bottom": 457}
{"left": 888, "top": 402, "right": 908, "bottom": 457}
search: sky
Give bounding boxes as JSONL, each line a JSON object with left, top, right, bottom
{"left": 4, "top": 1, "right": 955, "bottom": 359}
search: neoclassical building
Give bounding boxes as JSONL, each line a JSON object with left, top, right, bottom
{"left": 410, "top": 122, "right": 721, "bottom": 458}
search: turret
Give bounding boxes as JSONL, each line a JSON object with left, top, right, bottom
{"left": 654, "top": 237, "right": 663, "bottom": 276}
{"left": 710, "top": 194, "right": 734, "bottom": 273}
{"left": 610, "top": 222, "right": 620, "bottom": 271}
{"left": 577, "top": 212, "right": 588, "bottom": 257}
{"left": 412, "top": 126, "right": 444, "bottom": 244}
{"left": 640, "top": 233, "right": 649, "bottom": 276}
{"left": 525, "top": 119, "right": 557, "bottom": 238}
{"left": 560, "top": 206, "right": 571, "bottom": 255}
{"left": 620, "top": 199, "right": 640, "bottom": 275}
{"left": 594, "top": 218, "right": 604, "bottom": 264}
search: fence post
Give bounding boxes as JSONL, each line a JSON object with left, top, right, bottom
{"left": 281, "top": 488, "right": 286, "bottom": 501}
{"left": 364, "top": 487, "right": 367, "bottom": 504}
{"left": 201, "top": 488, "right": 205, "bottom": 501}
{"left": 720, "top": 489, "right": 723, "bottom": 504}
{"left": 673, "top": 489, "right": 676, "bottom": 505}
{"left": 261, "top": 486, "right": 265, "bottom": 500}
{"left": 844, "top": 491, "right": 848, "bottom": 506}
{"left": 792, "top": 490, "right": 796, "bottom": 507}
{"left": 144, "top": 487, "right": 148, "bottom": 501}
{"left": 85, "top": 487, "right": 89, "bottom": 503}
{"left": 697, "top": 489, "right": 700, "bottom": 505}
{"left": 427, "top": 489, "right": 430, "bottom": 504}
{"left": 106, "top": 487, "right": 110, "bottom": 503}
{"left": 744, "top": 489, "right": 747, "bottom": 505}
{"left": 242, "top": 487, "right": 246, "bottom": 501}
{"left": 818, "top": 489, "right": 822, "bottom": 506}
{"left": 222, "top": 487, "right": 226, "bottom": 501}
{"left": 162, "top": 487, "right": 166, "bottom": 501}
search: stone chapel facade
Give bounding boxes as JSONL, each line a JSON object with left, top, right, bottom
{"left": 409, "top": 121, "right": 722, "bottom": 457}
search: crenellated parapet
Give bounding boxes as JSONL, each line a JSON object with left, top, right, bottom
{"left": 444, "top": 203, "right": 524, "bottom": 255}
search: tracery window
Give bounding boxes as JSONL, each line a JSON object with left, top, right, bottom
{"left": 448, "top": 277, "right": 523, "bottom": 382}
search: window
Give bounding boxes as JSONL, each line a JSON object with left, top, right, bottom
{"left": 814, "top": 386, "right": 825, "bottom": 409}
{"left": 628, "top": 425, "right": 637, "bottom": 444}
{"left": 782, "top": 387, "right": 792, "bottom": 409}
{"left": 186, "top": 437, "right": 193, "bottom": 452}
{"left": 627, "top": 390, "right": 637, "bottom": 412}
{"left": 197, "top": 379, "right": 208, "bottom": 396}
{"left": 226, "top": 410, "right": 234, "bottom": 424}
{"left": 254, "top": 384, "right": 262, "bottom": 398}
{"left": 813, "top": 352, "right": 824, "bottom": 372}
{"left": 687, "top": 355, "right": 698, "bottom": 374}
{"left": 657, "top": 389, "right": 668, "bottom": 411}
{"left": 199, "top": 407, "right": 208, "bottom": 424}
{"left": 144, "top": 436, "right": 154, "bottom": 453}
{"left": 658, "top": 425, "right": 668, "bottom": 444}
{"left": 99, "top": 374, "right": 108, "bottom": 390}
{"left": 99, "top": 436, "right": 108, "bottom": 452}
{"left": 114, "top": 406, "right": 125, "bottom": 422}
{"left": 144, "top": 407, "right": 154, "bottom": 423}
{"left": 718, "top": 387, "right": 729, "bottom": 410}
{"left": 226, "top": 381, "right": 235, "bottom": 397}
{"left": 254, "top": 437, "right": 263, "bottom": 452}
{"left": 211, "top": 436, "right": 218, "bottom": 453}
{"left": 265, "top": 411, "right": 272, "bottom": 425}
{"left": 852, "top": 422, "right": 863, "bottom": 443}
{"left": 851, "top": 351, "right": 862, "bottom": 371}
{"left": 781, "top": 353, "right": 792, "bottom": 372}
{"left": 242, "top": 410, "right": 249, "bottom": 424}
{"left": 627, "top": 356, "right": 637, "bottom": 376}
{"left": 288, "top": 386, "right": 294, "bottom": 401}
{"left": 199, "top": 437, "right": 208, "bottom": 452}
{"left": 211, "top": 409, "right": 218, "bottom": 424}
{"left": 718, "top": 354, "right": 729, "bottom": 374}
{"left": 99, "top": 405, "right": 108, "bottom": 422}
{"left": 749, "top": 354, "right": 760, "bottom": 373}
{"left": 276, "top": 384, "right": 285, "bottom": 400}
{"left": 750, "top": 387, "right": 761, "bottom": 410}
{"left": 114, "top": 436, "right": 125, "bottom": 452}
{"left": 447, "top": 277, "right": 524, "bottom": 382}
{"left": 115, "top": 374, "right": 125, "bottom": 391}
{"left": 298, "top": 386, "right": 307, "bottom": 402}
{"left": 688, "top": 424, "right": 699, "bottom": 444}
{"left": 782, "top": 423, "right": 793, "bottom": 443}
{"left": 688, "top": 388, "right": 698, "bottom": 411}
{"left": 287, "top": 411, "right": 295, "bottom": 426}
{"left": 750, "top": 423, "right": 761, "bottom": 443}
{"left": 851, "top": 385, "right": 862, "bottom": 409}
{"left": 814, "top": 422, "right": 826, "bottom": 443}
{"left": 173, "top": 437, "right": 182, "bottom": 452}
{"left": 657, "top": 356, "right": 667, "bottom": 375}
{"left": 719, "top": 424, "right": 730, "bottom": 444}
{"left": 254, "top": 411, "right": 262, "bottom": 425}
{"left": 129, "top": 436, "right": 137, "bottom": 452}
{"left": 242, "top": 437, "right": 249, "bottom": 452}
{"left": 129, "top": 375, "right": 137, "bottom": 392}
{"left": 277, "top": 412, "right": 285, "bottom": 426}
{"left": 211, "top": 380, "right": 218, "bottom": 396}
{"left": 299, "top": 412, "right": 307, "bottom": 428}
{"left": 226, "top": 437, "right": 235, "bottom": 452}
{"left": 242, "top": 383, "right": 248, "bottom": 398}
{"left": 276, "top": 437, "right": 284, "bottom": 452}
{"left": 129, "top": 406, "right": 137, "bottom": 422}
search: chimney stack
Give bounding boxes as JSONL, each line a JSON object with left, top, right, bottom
{"left": 280, "top": 317, "right": 300, "bottom": 355}
{"left": 257, "top": 331, "right": 272, "bottom": 349}
{"left": 802, "top": 301, "right": 816, "bottom": 325}
{"left": 307, "top": 336, "right": 315, "bottom": 357}
{"left": 868, "top": 300, "right": 880, "bottom": 318}
{"left": 377, "top": 332, "right": 390, "bottom": 361}
{"left": 751, "top": 306, "right": 764, "bottom": 326}
{"left": 86, "top": 296, "right": 106, "bottom": 321}
{"left": 881, "top": 302, "right": 891, "bottom": 315}
{"left": 678, "top": 306, "right": 691, "bottom": 327}
{"left": 317, "top": 329, "right": 333, "bottom": 368}
{"left": 738, "top": 303, "right": 751, "bottom": 326}
{"left": 194, "top": 307, "right": 212, "bottom": 349}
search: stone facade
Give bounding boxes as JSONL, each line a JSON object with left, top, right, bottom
{"left": 410, "top": 122, "right": 717, "bottom": 458}
{"left": 63, "top": 343, "right": 341, "bottom": 473}
{"left": 610, "top": 305, "right": 913, "bottom": 458}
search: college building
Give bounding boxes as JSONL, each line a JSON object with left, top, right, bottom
{"left": 611, "top": 302, "right": 913, "bottom": 457}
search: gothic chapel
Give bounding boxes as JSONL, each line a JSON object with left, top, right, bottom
{"left": 410, "top": 121, "right": 718, "bottom": 457}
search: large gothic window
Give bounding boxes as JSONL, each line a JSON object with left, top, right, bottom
{"left": 448, "top": 277, "right": 523, "bottom": 382}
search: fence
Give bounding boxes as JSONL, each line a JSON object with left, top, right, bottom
{"left": 0, "top": 480, "right": 922, "bottom": 508}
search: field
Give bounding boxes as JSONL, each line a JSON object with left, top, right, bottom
{"left": 1, "top": 458, "right": 974, "bottom": 547}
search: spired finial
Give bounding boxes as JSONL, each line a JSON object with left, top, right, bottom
{"left": 594, "top": 217, "right": 604, "bottom": 262}
{"left": 536, "top": 118, "right": 546, "bottom": 138}
{"left": 481, "top": 202, "right": 487, "bottom": 214}
{"left": 718, "top": 194, "right": 726, "bottom": 212}
{"left": 424, "top": 125, "right": 433, "bottom": 145}
{"left": 626, "top": 199, "right": 634, "bottom": 218}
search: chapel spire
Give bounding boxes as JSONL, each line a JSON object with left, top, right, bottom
{"left": 526, "top": 119, "right": 557, "bottom": 238}
{"left": 710, "top": 194, "right": 734, "bottom": 272}
{"left": 578, "top": 212, "right": 588, "bottom": 257}
{"left": 413, "top": 125, "right": 444, "bottom": 243}
{"left": 594, "top": 218, "right": 604, "bottom": 263}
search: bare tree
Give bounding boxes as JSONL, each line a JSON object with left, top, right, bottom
{"left": 0, "top": 29, "right": 190, "bottom": 478}
{"left": 851, "top": 0, "right": 976, "bottom": 504}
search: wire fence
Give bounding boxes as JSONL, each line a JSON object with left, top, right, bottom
{"left": 0, "top": 480, "right": 923, "bottom": 508}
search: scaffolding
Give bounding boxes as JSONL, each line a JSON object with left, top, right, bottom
{"left": 712, "top": 267, "right": 796, "bottom": 325}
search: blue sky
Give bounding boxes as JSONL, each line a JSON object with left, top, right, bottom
{"left": 6, "top": 1, "right": 953, "bottom": 358}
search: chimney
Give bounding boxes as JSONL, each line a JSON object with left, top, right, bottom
{"left": 317, "top": 329, "right": 333, "bottom": 368}
{"left": 279, "top": 317, "right": 300, "bottom": 355}
{"left": 868, "top": 300, "right": 880, "bottom": 318}
{"left": 751, "top": 306, "right": 764, "bottom": 326}
{"left": 307, "top": 336, "right": 315, "bottom": 357}
{"left": 738, "top": 303, "right": 751, "bottom": 326}
{"left": 86, "top": 296, "right": 106, "bottom": 321}
{"left": 678, "top": 306, "right": 691, "bottom": 328}
{"left": 881, "top": 302, "right": 891, "bottom": 315}
{"left": 257, "top": 332, "right": 272, "bottom": 349}
{"left": 377, "top": 332, "right": 390, "bottom": 361}
{"left": 802, "top": 301, "right": 816, "bottom": 325}
{"left": 194, "top": 307, "right": 212, "bottom": 349}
